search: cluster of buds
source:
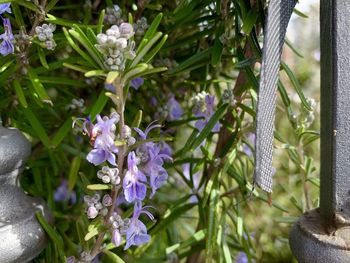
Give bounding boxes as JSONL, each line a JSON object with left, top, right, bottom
{"left": 192, "top": 91, "right": 209, "bottom": 113}
{"left": 65, "top": 98, "right": 86, "bottom": 112}
{"left": 192, "top": 91, "right": 220, "bottom": 132}
{"left": 109, "top": 212, "right": 130, "bottom": 231}
{"left": 155, "top": 105, "right": 169, "bottom": 120}
{"left": 133, "top": 17, "right": 148, "bottom": 36}
{"left": 96, "top": 23, "right": 135, "bottom": 71}
{"left": 84, "top": 193, "right": 112, "bottom": 219}
{"left": 97, "top": 166, "right": 120, "bottom": 184}
{"left": 35, "top": 23, "right": 56, "bottom": 50}
{"left": 109, "top": 212, "right": 130, "bottom": 246}
{"left": 222, "top": 88, "right": 236, "bottom": 106}
{"left": 104, "top": 5, "right": 123, "bottom": 25}
{"left": 121, "top": 124, "right": 136, "bottom": 146}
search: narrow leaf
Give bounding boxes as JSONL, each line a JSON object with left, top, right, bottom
{"left": 13, "top": 80, "right": 28, "bottom": 108}
{"left": 68, "top": 156, "right": 81, "bottom": 191}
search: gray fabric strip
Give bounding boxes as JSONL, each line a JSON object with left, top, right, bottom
{"left": 254, "top": 0, "right": 297, "bottom": 192}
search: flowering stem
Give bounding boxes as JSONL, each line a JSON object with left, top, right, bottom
{"left": 90, "top": 78, "right": 125, "bottom": 259}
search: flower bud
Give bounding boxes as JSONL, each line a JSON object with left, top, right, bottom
{"left": 112, "top": 229, "right": 122, "bottom": 247}
{"left": 115, "top": 38, "right": 127, "bottom": 49}
{"left": 119, "top": 23, "right": 134, "bottom": 38}
{"left": 97, "top": 33, "right": 108, "bottom": 44}
{"left": 100, "top": 207, "right": 108, "bottom": 216}
{"left": 102, "top": 194, "right": 113, "bottom": 206}
{"left": 92, "top": 193, "right": 100, "bottom": 203}
{"left": 102, "top": 175, "right": 111, "bottom": 183}
{"left": 95, "top": 202, "right": 103, "bottom": 210}
{"left": 86, "top": 206, "right": 98, "bottom": 219}
{"left": 107, "top": 35, "right": 117, "bottom": 45}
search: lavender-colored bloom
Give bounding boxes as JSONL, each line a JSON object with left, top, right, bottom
{"left": 130, "top": 77, "right": 144, "bottom": 90}
{"left": 112, "top": 229, "right": 122, "bottom": 247}
{"left": 54, "top": 179, "right": 77, "bottom": 204}
{"left": 104, "top": 83, "right": 115, "bottom": 92}
{"left": 193, "top": 94, "right": 220, "bottom": 132}
{"left": 143, "top": 145, "right": 172, "bottom": 197}
{"left": 123, "top": 151, "right": 147, "bottom": 203}
{"left": 134, "top": 122, "right": 172, "bottom": 196}
{"left": 242, "top": 133, "right": 255, "bottom": 157}
{"left": 86, "top": 114, "right": 119, "bottom": 166}
{"left": 236, "top": 252, "right": 248, "bottom": 263}
{"left": 0, "top": 3, "right": 11, "bottom": 14}
{"left": 158, "top": 141, "right": 173, "bottom": 156}
{"left": 167, "top": 95, "right": 183, "bottom": 120}
{"left": 0, "top": 18, "right": 14, "bottom": 56}
{"left": 124, "top": 201, "right": 153, "bottom": 250}
{"left": 150, "top": 96, "right": 157, "bottom": 107}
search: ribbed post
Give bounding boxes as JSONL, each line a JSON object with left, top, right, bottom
{"left": 289, "top": 1, "right": 350, "bottom": 262}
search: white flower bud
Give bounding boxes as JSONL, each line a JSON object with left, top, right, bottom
{"left": 100, "top": 208, "right": 108, "bottom": 216}
{"left": 106, "top": 25, "right": 120, "bottom": 37}
{"left": 97, "top": 33, "right": 108, "bottom": 44}
{"left": 38, "top": 33, "right": 47, "bottom": 41}
{"left": 127, "top": 137, "right": 136, "bottom": 146}
{"left": 86, "top": 206, "right": 98, "bottom": 219}
{"left": 97, "top": 170, "right": 104, "bottom": 179}
{"left": 45, "top": 31, "right": 53, "bottom": 39}
{"left": 102, "top": 175, "right": 111, "bottom": 184}
{"left": 35, "top": 27, "right": 42, "bottom": 34}
{"left": 95, "top": 202, "right": 103, "bottom": 210}
{"left": 106, "top": 57, "right": 114, "bottom": 66}
{"left": 107, "top": 35, "right": 118, "bottom": 45}
{"left": 119, "top": 23, "right": 134, "bottom": 38}
{"left": 45, "top": 40, "right": 56, "bottom": 50}
{"left": 115, "top": 38, "right": 127, "bottom": 49}
{"left": 92, "top": 193, "right": 100, "bottom": 203}
{"left": 102, "top": 194, "right": 113, "bottom": 206}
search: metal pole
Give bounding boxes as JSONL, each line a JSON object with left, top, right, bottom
{"left": 289, "top": 0, "right": 350, "bottom": 262}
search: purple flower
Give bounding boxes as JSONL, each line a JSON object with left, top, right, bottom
{"left": 143, "top": 145, "right": 172, "bottom": 197}
{"left": 112, "top": 229, "right": 122, "bottom": 247}
{"left": 134, "top": 122, "right": 172, "bottom": 196}
{"left": 130, "top": 77, "right": 144, "bottom": 90}
{"left": 104, "top": 83, "right": 115, "bottom": 92}
{"left": 86, "top": 114, "right": 119, "bottom": 166}
{"left": 54, "top": 179, "right": 77, "bottom": 204}
{"left": 193, "top": 93, "right": 220, "bottom": 132}
{"left": 123, "top": 151, "right": 147, "bottom": 203}
{"left": 0, "top": 3, "right": 11, "bottom": 14}
{"left": 167, "top": 95, "right": 183, "bottom": 120}
{"left": 242, "top": 133, "right": 255, "bottom": 157}
{"left": 150, "top": 96, "right": 157, "bottom": 107}
{"left": 134, "top": 121, "right": 161, "bottom": 140}
{"left": 124, "top": 201, "right": 154, "bottom": 250}
{"left": 0, "top": 18, "right": 14, "bottom": 56}
{"left": 236, "top": 252, "right": 248, "bottom": 263}
{"left": 158, "top": 141, "right": 173, "bottom": 156}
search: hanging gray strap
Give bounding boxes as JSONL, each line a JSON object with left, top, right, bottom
{"left": 254, "top": 0, "right": 297, "bottom": 192}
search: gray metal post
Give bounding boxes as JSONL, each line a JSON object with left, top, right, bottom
{"left": 289, "top": 1, "right": 350, "bottom": 262}
{"left": 0, "top": 125, "right": 52, "bottom": 263}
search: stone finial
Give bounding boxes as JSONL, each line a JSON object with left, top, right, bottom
{"left": 0, "top": 126, "right": 51, "bottom": 263}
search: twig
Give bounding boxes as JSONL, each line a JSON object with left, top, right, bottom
{"left": 90, "top": 77, "right": 126, "bottom": 259}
